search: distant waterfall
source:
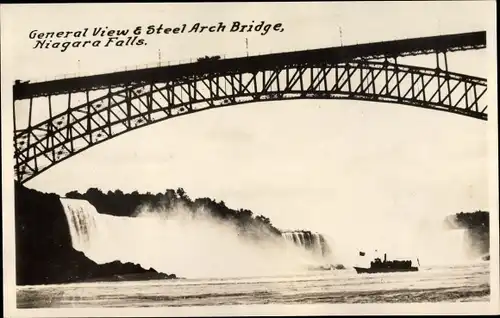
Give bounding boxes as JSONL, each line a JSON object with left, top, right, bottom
{"left": 282, "top": 231, "right": 332, "bottom": 259}
{"left": 438, "top": 228, "right": 469, "bottom": 262}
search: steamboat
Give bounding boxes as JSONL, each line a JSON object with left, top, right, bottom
{"left": 354, "top": 253, "right": 419, "bottom": 274}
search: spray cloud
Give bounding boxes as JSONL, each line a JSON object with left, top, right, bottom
{"left": 61, "top": 198, "right": 328, "bottom": 278}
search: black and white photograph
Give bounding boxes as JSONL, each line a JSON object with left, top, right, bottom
{"left": 1, "top": 2, "right": 498, "bottom": 316}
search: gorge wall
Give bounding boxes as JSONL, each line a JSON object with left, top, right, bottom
{"left": 14, "top": 183, "right": 175, "bottom": 286}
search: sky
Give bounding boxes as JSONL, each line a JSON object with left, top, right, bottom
{"left": 1, "top": 2, "right": 496, "bottom": 239}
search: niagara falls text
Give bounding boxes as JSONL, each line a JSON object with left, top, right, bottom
{"left": 28, "top": 21, "right": 285, "bottom": 52}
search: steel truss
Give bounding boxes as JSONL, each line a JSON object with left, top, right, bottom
{"left": 14, "top": 58, "right": 487, "bottom": 183}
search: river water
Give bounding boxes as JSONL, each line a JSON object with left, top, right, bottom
{"left": 17, "top": 262, "right": 489, "bottom": 308}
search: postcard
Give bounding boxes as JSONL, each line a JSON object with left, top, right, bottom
{"left": 1, "top": 2, "right": 498, "bottom": 316}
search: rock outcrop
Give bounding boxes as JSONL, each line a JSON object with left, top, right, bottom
{"left": 15, "top": 182, "right": 176, "bottom": 285}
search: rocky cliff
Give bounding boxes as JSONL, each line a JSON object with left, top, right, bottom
{"left": 15, "top": 182, "right": 176, "bottom": 285}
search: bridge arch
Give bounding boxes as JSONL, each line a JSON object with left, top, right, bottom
{"left": 14, "top": 59, "right": 487, "bottom": 183}
{"left": 13, "top": 31, "right": 489, "bottom": 183}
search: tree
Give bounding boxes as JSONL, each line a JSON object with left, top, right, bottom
{"left": 165, "top": 189, "right": 177, "bottom": 200}
{"left": 65, "top": 190, "right": 81, "bottom": 198}
{"left": 64, "top": 185, "right": 284, "bottom": 238}
{"left": 239, "top": 209, "right": 253, "bottom": 220}
{"left": 176, "top": 188, "right": 190, "bottom": 201}
{"left": 85, "top": 187, "right": 103, "bottom": 196}
{"left": 176, "top": 187, "right": 185, "bottom": 197}
{"left": 256, "top": 215, "right": 271, "bottom": 225}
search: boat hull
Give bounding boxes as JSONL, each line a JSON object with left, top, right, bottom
{"left": 354, "top": 266, "right": 418, "bottom": 274}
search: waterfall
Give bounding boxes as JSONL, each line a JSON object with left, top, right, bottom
{"left": 435, "top": 228, "right": 469, "bottom": 263}
{"left": 60, "top": 198, "right": 154, "bottom": 265}
{"left": 59, "top": 198, "right": 330, "bottom": 278}
{"left": 281, "top": 230, "right": 332, "bottom": 259}
{"left": 406, "top": 225, "right": 473, "bottom": 266}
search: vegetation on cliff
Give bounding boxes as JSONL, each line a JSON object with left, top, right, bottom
{"left": 444, "top": 210, "right": 489, "bottom": 230}
{"left": 65, "top": 187, "right": 282, "bottom": 240}
{"left": 15, "top": 182, "right": 176, "bottom": 286}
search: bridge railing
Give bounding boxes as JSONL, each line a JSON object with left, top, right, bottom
{"left": 18, "top": 36, "right": 419, "bottom": 84}
{"left": 24, "top": 50, "right": 281, "bottom": 84}
{"left": 19, "top": 32, "right": 486, "bottom": 84}
{"left": 25, "top": 57, "right": 200, "bottom": 83}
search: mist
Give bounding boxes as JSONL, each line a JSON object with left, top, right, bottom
{"left": 320, "top": 212, "right": 479, "bottom": 268}
{"left": 61, "top": 198, "right": 330, "bottom": 279}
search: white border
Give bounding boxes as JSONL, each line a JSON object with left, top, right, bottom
{"left": 2, "top": 2, "right": 498, "bottom": 316}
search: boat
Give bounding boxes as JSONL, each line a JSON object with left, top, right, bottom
{"left": 354, "top": 253, "right": 419, "bottom": 274}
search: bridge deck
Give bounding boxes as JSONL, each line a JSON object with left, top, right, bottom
{"left": 13, "top": 31, "right": 486, "bottom": 100}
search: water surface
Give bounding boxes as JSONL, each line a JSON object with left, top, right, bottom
{"left": 17, "top": 262, "right": 490, "bottom": 308}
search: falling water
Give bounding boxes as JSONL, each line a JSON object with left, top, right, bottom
{"left": 281, "top": 231, "right": 332, "bottom": 261}
{"left": 59, "top": 198, "right": 328, "bottom": 278}
{"left": 400, "top": 221, "right": 474, "bottom": 266}
{"left": 60, "top": 198, "right": 150, "bottom": 265}
{"left": 418, "top": 227, "right": 469, "bottom": 265}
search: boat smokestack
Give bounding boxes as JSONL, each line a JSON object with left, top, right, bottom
{"left": 384, "top": 253, "right": 387, "bottom": 262}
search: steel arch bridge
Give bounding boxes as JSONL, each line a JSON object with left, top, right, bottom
{"left": 13, "top": 31, "right": 488, "bottom": 184}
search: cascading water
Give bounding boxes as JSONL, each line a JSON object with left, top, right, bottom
{"left": 281, "top": 231, "right": 332, "bottom": 261}
{"left": 60, "top": 198, "right": 328, "bottom": 278}
{"left": 418, "top": 227, "right": 469, "bottom": 265}
{"left": 398, "top": 222, "right": 474, "bottom": 266}
{"left": 60, "top": 198, "right": 152, "bottom": 265}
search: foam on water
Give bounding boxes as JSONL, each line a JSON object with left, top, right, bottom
{"left": 17, "top": 262, "right": 490, "bottom": 307}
